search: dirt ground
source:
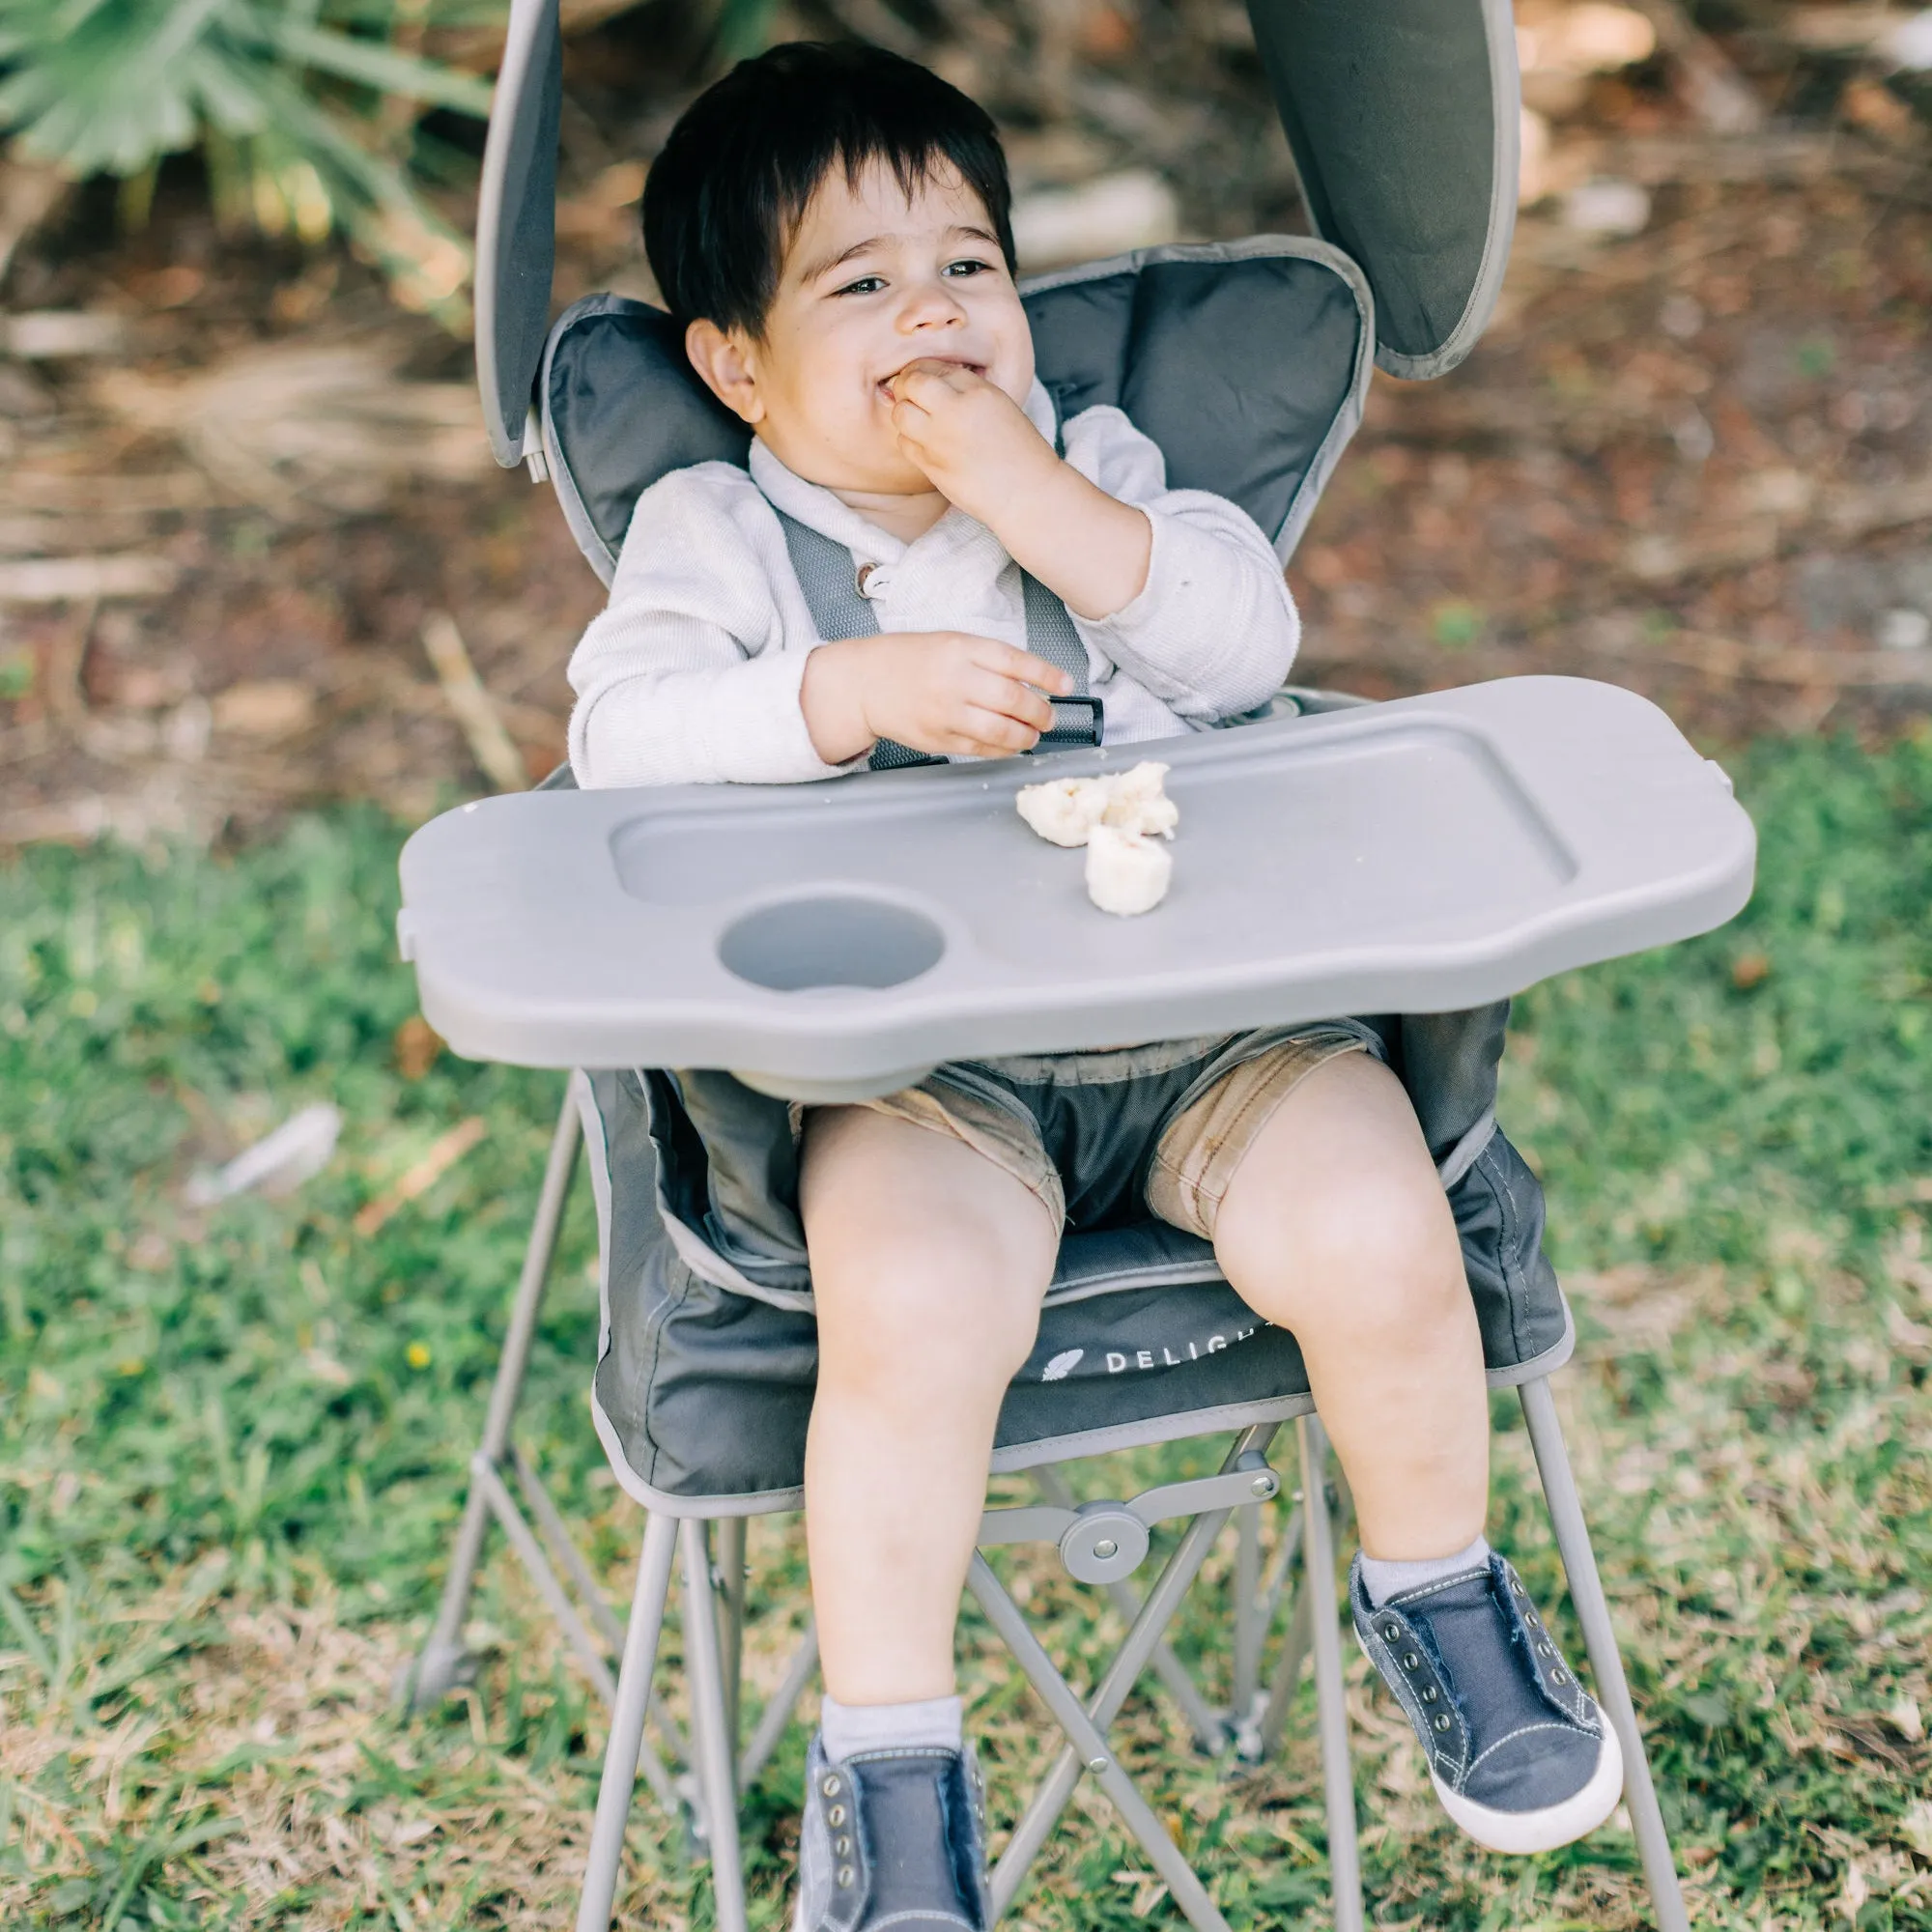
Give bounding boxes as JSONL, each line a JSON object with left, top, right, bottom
{"left": 1, "top": 3, "right": 1928, "bottom": 843}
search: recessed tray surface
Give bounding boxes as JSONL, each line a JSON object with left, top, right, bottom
{"left": 396, "top": 676, "right": 1755, "bottom": 1090}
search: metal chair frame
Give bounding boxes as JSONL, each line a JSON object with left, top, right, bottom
{"left": 402, "top": 1087, "right": 1690, "bottom": 1932}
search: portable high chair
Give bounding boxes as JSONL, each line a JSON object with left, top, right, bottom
{"left": 394, "top": 5, "right": 1758, "bottom": 1930}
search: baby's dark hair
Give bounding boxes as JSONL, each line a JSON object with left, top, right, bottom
{"left": 642, "top": 42, "right": 1016, "bottom": 336}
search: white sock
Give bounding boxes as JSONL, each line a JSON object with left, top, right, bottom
{"left": 820, "top": 1692, "right": 963, "bottom": 1762}
{"left": 1359, "top": 1535, "right": 1492, "bottom": 1607}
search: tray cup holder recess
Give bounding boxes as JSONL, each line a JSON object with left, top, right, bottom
{"left": 718, "top": 895, "right": 946, "bottom": 992}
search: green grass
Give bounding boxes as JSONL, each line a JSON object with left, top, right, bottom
{"left": 1, "top": 737, "right": 1929, "bottom": 1929}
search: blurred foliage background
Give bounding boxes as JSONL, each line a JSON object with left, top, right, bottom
{"left": 1, "top": 1, "right": 1930, "bottom": 1925}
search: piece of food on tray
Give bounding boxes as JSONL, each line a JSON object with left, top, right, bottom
{"left": 1085, "top": 823, "right": 1173, "bottom": 916}
{"left": 1098, "top": 760, "right": 1179, "bottom": 838}
{"left": 1014, "top": 761, "right": 1177, "bottom": 847}
{"left": 1015, "top": 774, "right": 1113, "bottom": 847}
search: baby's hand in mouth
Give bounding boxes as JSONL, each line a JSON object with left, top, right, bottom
{"left": 881, "top": 357, "right": 985, "bottom": 404}
{"left": 887, "top": 357, "right": 1055, "bottom": 523}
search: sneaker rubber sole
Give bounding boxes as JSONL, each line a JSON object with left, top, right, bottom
{"left": 1429, "top": 1717, "right": 1624, "bottom": 1854}
{"left": 1352, "top": 1624, "right": 1626, "bottom": 1855}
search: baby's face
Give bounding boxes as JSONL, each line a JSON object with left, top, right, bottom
{"left": 692, "top": 159, "right": 1035, "bottom": 497}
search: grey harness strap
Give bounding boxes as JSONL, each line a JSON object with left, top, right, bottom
{"left": 776, "top": 510, "right": 1101, "bottom": 771}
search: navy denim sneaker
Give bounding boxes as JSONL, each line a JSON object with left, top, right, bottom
{"left": 1350, "top": 1552, "right": 1624, "bottom": 1854}
{"left": 792, "top": 1731, "right": 990, "bottom": 1932}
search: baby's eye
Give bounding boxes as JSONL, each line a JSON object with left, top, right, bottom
{"left": 943, "top": 258, "right": 994, "bottom": 278}
{"left": 834, "top": 274, "right": 887, "bottom": 297}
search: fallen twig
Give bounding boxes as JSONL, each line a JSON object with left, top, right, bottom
{"left": 353, "top": 1118, "right": 488, "bottom": 1238}
{"left": 0, "top": 554, "right": 178, "bottom": 604}
{"left": 421, "top": 612, "right": 526, "bottom": 793}
{"left": 2, "top": 311, "right": 126, "bottom": 360}
{"left": 1780, "top": 8, "right": 1914, "bottom": 55}
{"left": 1584, "top": 129, "right": 1924, "bottom": 192}
{"left": 92, "top": 346, "right": 489, "bottom": 521}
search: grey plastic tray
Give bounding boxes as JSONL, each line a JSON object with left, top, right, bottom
{"left": 397, "top": 676, "right": 1755, "bottom": 1099}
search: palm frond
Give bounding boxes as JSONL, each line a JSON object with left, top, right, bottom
{"left": 0, "top": 0, "right": 499, "bottom": 325}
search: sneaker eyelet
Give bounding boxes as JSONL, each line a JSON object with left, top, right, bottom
{"left": 828, "top": 1804, "right": 847, "bottom": 1827}
{"left": 1434, "top": 1714, "right": 1451, "bottom": 1732}
{"left": 1382, "top": 1623, "right": 1401, "bottom": 1641}
{"left": 1552, "top": 1669, "right": 1568, "bottom": 1685}
{"left": 1537, "top": 1641, "right": 1555, "bottom": 1658}
{"left": 821, "top": 1775, "right": 841, "bottom": 1797}
{"left": 1403, "top": 1651, "right": 1421, "bottom": 1670}
{"left": 1510, "top": 1577, "right": 1526, "bottom": 1595}
{"left": 835, "top": 1835, "right": 852, "bottom": 1858}
{"left": 1421, "top": 1686, "right": 1437, "bottom": 1703}
{"left": 838, "top": 1866, "right": 856, "bottom": 1888}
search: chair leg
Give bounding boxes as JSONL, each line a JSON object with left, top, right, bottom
{"left": 1254, "top": 1502, "right": 1312, "bottom": 1758}
{"left": 716, "top": 1516, "right": 748, "bottom": 1749}
{"left": 987, "top": 1503, "right": 1233, "bottom": 1916}
{"left": 1519, "top": 1378, "right": 1690, "bottom": 1932}
{"left": 576, "top": 1514, "right": 679, "bottom": 1932}
{"left": 739, "top": 1616, "right": 818, "bottom": 1793}
{"left": 404, "top": 1087, "right": 582, "bottom": 1713}
{"left": 681, "top": 1520, "right": 751, "bottom": 1932}
{"left": 1233, "top": 1502, "right": 1264, "bottom": 1729}
{"left": 1296, "top": 1415, "right": 1365, "bottom": 1932}
{"left": 970, "top": 1553, "right": 1234, "bottom": 1932}
{"left": 987, "top": 1425, "right": 1277, "bottom": 1915}
{"left": 1034, "top": 1463, "right": 1225, "bottom": 1753}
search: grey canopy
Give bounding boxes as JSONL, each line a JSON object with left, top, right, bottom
{"left": 474, "top": 0, "right": 1519, "bottom": 467}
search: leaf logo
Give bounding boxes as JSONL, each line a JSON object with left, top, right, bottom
{"left": 1041, "top": 1349, "right": 1084, "bottom": 1382}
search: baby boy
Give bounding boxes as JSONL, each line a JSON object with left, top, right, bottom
{"left": 568, "top": 42, "right": 1622, "bottom": 1931}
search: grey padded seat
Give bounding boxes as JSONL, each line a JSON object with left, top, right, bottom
{"left": 582, "top": 1064, "right": 1572, "bottom": 1512}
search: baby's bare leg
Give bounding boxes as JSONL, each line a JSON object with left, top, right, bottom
{"left": 800, "top": 1105, "right": 1058, "bottom": 1705}
{"left": 1212, "top": 1052, "right": 1488, "bottom": 1558}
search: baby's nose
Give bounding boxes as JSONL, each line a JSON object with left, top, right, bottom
{"left": 900, "top": 280, "right": 967, "bottom": 327}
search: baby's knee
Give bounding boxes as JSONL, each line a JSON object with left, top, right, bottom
{"left": 815, "top": 1241, "right": 1044, "bottom": 1397}
{"left": 1221, "top": 1164, "right": 1464, "bottom": 1331}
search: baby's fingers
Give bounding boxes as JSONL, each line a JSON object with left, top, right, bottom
{"left": 969, "top": 639, "right": 1077, "bottom": 697}
{"left": 946, "top": 706, "right": 1041, "bottom": 758}
{"left": 892, "top": 359, "right": 976, "bottom": 399}
{"left": 966, "top": 669, "right": 1056, "bottom": 735}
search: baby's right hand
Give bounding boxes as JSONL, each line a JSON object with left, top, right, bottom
{"left": 801, "top": 633, "right": 1075, "bottom": 765}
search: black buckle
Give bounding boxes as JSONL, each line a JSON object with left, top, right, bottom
{"left": 1034, "top": 695, "right": 1103, "bottom": 752}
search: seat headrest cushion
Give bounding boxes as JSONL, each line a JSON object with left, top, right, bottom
{"left": 542, "top": 240, "right": 1370, "bottom": 584}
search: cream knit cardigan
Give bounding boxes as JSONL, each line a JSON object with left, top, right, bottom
{"left": 567, "top": 381, "right": 1299, "bottom": 789}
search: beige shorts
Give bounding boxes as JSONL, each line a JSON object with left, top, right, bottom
{"left": 806, "top": 1028, "right": 1371, "bottom": 1241}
